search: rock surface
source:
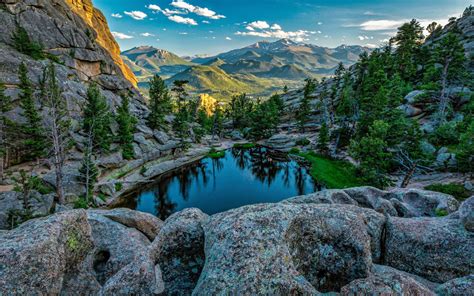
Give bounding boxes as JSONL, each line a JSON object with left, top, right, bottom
{"left": 1, "top": 187, "right": 473, "bottom": 295}
{"left": 459, "top": 196, "right": 474, "bottom": 231}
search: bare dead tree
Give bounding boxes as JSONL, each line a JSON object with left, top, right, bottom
{"left": 394, "top": 148, "right": 434, "bottom": 188}
{"left": 41, "top": 63, "right": 71, "bottom": 204}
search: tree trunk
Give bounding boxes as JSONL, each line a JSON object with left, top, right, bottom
{"left": 401, "top": 162, "right": 417, "bottom": 188}
{"left": 437, "top": 58, "right": 451, "bottom": 124}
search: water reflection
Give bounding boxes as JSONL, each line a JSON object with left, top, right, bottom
{"left": 123, "top": 147, "right": 318, "bottom": 219}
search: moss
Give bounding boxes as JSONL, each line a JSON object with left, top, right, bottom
{"left": 289, "top": 147, "right": 300, "bottom": 154}
{"left": 424, "top": 183, "right": 471, "bottom": 201}
{"left": 73, "top": 197, "right": 88, "bottom": 209}
{"left": 208, "top": 148, "right": 226, "bottom": 159}
{"left": 296, "top": 138, "right": 310, "bottom": 146}
{"left": 299, "top": 152, "right": 365, "bottom": 189}
{"left": 435, "top": 208, "right": 448, "bottom": 217}
{"left": 233, "top": 143, "right": 256, "bottom": 149}
{"left": 66, "top": 231, "right": 80, "bottom": 251}
{"left": 140, "top": 166, "right": 147, "bottom": 176}
{"left": 115, "top": 182, "right": 123, "bottom": 192}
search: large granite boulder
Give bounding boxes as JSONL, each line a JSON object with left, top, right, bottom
{"left": 0, "top": 210, "right": 94, "bottom": 295}
{"left": 340, "top": 265, "right": 435, "bottom": 295}
{"left": 459, "top": 196, "right": 474, "bottom": 231}
{"left": 435, "top": 274, "right": 474, "bottom": 296}
{"left": 194, "top": 203, "right": 376, "bottom": 294}
{"left": 90, "top": 208, "right": 163, "bottom": 240}
{"left": 150, "top": 208, "right": 208, "bottom": 295}
{"left": 265, "top": 134, "right": 296, "bottom": 152}
{"left": 384, "top": 216, "right": 474, "bottom": 283}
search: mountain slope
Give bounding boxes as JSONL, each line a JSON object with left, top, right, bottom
{"left": 121, "top": 46, "right": 195, "bottom": 81}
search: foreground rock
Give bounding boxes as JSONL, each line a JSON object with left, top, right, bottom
{"left": 1, "top": 187, "right": 473, "bottom": 295}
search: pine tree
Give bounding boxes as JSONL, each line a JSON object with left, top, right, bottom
{"left": 0, "top": 82, "right": 12, "bottom": 179}
{"left": 83, "top": 84, "right": 112, "bottom": 153}
{"left": 457, "top": 121, "right": 474, "bottom": 174}
{"left": 78, "top": 142, "right": 99, "bottom": 206}
{"left": 392, "top": 19, "right": 424, "bottom": 82}
{"left": 350, "top": 120, "right": 392, "bottom": 188}
{"left": 116, "top": 95, "right": 137, "bottom": 160}
{"left": 429, "top": 32, "right": 467, "bottom": 124}
{"left": 12, "top": 26, "right": 44, "bottom": 60}
{"left": 19, "top": 62, "right": 47, "bottom": 161}
{"left": 296, "top": 78, "right": 316, "bottom": 132}
{"left": 41, "top": 63, "right": 71, "bottom": 204}
{"left": 147, "top": 75, "right": 172, "bottom": 130}
{"left": 317, "top": 122, "right": 330, "bottom": 155}
{"left": 172, "top": 80, "right": 191, "bottom": 150}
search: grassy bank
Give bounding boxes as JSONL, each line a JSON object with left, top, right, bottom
{"left": 424, "top": 183, "right": 471, "bottom": 201}
{"left": 208, "top": 148, "right": 226, "bottom": 159}
{"left": 297, "top": 152, "right": 365, "bottom": 189}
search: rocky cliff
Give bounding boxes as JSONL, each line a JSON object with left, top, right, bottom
{"left": 0, "top": 187, "right": 472, "bottom": 295}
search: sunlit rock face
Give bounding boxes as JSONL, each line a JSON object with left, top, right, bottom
{"left": 64, "top": 0, "right": 137, "bottom": 87}
{"left": 0, "top": 0, "right": 137, "bottom": 87}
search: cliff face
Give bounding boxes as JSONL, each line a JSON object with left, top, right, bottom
{"left": 0, "top": 0, "right": 137, "bottom": 87}
{"left": 64, "top": 0, "right": 137, "bottom": 86}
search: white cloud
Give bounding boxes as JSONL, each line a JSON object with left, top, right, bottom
{"left": 124, "top": 11, "right": 147, "bottom": 20}
{"left": 359, "top": 19, "right": 406, "bottom": 31}
{"left": 112, "top": 31, "right": 134, "bottom": 39}
{"left": 225, "top": 36, "right": 232, "bottom": 40}
{"left": 168, "top": 15, "right": 197, "bottom": 25}
{"left": 111, "top": 13, "right": 122, "bottom": 18}
{"left": 194, "top": 7, "right": 225, "bottom": 19}
{"left": 179, "top": 32, "right": 188, "bottom": 35}
{"left": 147, "top": 4, "right": 161, "bottom": 11}
{"left": 247, "top": 21, "right": 270, "bottom": 30}
{"left": 270, "top": 24, "right": 282, "bottom": 30}
{"left": 202, "top": 20, "right": 210, "bottom": 24}
{"left": 317, "top": 22, "right": 323, "bottom": 25}
{"left": 140, "top": 32, "right": 155, "bottom": 37}
{"left": 365, "top": 43, "right": 378, "bottom": 48}
{"left": 161, "top": 8, "right": 184, "bottom": 16}
{"left": 171, "top": 0, "right": 195, "bottom": 11}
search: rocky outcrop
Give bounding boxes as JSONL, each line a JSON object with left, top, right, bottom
{"left": 459, "top": 196, "right": 474, "bottom": 231}
{"left": 1, "top": 187, "right": 473, "bottom": 295}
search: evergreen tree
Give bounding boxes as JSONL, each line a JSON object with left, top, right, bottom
{"left": 250, "top": 98, "right": 280, "bottom": 140}
{"left": 350, "top": 120, "right": 392, "bottom": 188}
{"left": 19, "top": 62, "right": 47, "bottom": 160}
{"left": 0, "top": 82, "right": 12, "bottom": 179}
{"left": 41, "top": 63, "right": 71, "bottom": 204}
{"left": 457, "top": 121, "right": 474, "bottom": 174}
{"left": 296, "top": 78, "right": 316, "bottom": 132}
{"left": 427, "top": 32, "right": 467, "bottom": 123}
{"left": 78, "top": 145, "right": 99, "bottom": 206}
{"left": 392, "top": 19, "right": 424, "bottom": 82}
{"left": 229, "top": 93, "right": 253, "bottom": 130}
{"left": 211, "top": 102, "right": 224, "bottom": 139}
{"left": 147, "top": 75, "right": 172, "bottom": 130}
{"left": 172, "top": 80, "right": 189, "bottom": 111}
{"left": 317, "top": 122, "right": 330, "bottom": 155}
{"left": 116, "top": 95, "right": 137, "bottom": 160}
{"left": 83, "top": 84, "right": 112, "bottom": 153}
{"left": 12, "top": 26, "right": 44, "bottom": 60}
{"left": 172, "top": 80, "right": 191, "bottom": 150}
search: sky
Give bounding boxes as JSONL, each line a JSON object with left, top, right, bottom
{"left": 94, "top": 0, "right": 471, "bottom": 56}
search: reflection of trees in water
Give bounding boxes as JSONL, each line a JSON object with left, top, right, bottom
{"left": 295, "top": 166, "right": 305, "bottom": 196}
{"left": 151, "top": 177, "right": 177, "bottom": 220}
{"left": 248, "top": 147, "right": 285, "bottom": 186}
{"left": 282, "top": 163, "right": 291, "bottom": 187}
{"left": 231, "top": 148, "right": 251, "bottom": 169}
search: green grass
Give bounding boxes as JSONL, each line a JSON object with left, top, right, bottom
{"left": 435, "top": 208, "right": 448, "bottom": 217}
{"left": 299, "top": 152, "right": 365, "bottom": 189}
{"left": 424, "top": 183, "right": 471, "bottom": 201}
{"left": 233, "top": 143, "right": 256, "bottom": 149}
{"left": 208, "top": 148, "right": 226, "bottom": 159}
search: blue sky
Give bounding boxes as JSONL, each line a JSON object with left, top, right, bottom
{"left": 94, "top": 0, "right": 471, "bottom": 56}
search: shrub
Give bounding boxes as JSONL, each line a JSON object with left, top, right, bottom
{"left": 435, "top": 208, "right": 448, "bottom": 217}
{"left": 208, "top": 148, "right": 225, "bottom": 159}
{"left": 233, "top": 142, "right": 256, "bottom": 149}
{"left": 289, "top": 147, "right": 300, "bottom": 154}
{"left": 296, "top": 138, "right": 310, "bottom": 146}
{"left": 140, "top": 166, "right": 147, "bottom": 176}
{"left": 12, "top": 26, "right": 44, "bottom": 59}
{"left": 425, "top": 183, "right": 471, "bottom": 201}
{"left": 431, "top": 122, "right": 459, "bottom": 146}
{"left": 115, "top": 182, "right": 123, "bottom": 192}
{"left": 73, "top": 197, "right": 89, "bottom": 209}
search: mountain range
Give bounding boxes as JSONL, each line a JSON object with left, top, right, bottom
{"left": 122, "top": 39, "right": 371, "bottom": 99}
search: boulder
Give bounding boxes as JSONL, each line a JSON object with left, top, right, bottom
{"left": 384, "top": 216, "right": 474, "bottom": 283}
{"left": 265, "top": 134, "right": 296, "bottom": 152}
{"left": 89, "top": 208, "right": 163, "bottom": 240}
{"left": 459, "top": 196, "right": 474, "bottom": 231}
{"left": 436, "top": 152, "right": 457, "bottom": 168}
{"left": 150, "top": 208, "right": 208, "bottom": 295}
{"left": 340, "top": 265, "right": 435, "bottom": 295}
{"left": 283, "top": 189, "right": 358, "bottom": 206}
{"left": 86, "top": 211, "right": 163, "bottom": 295}
{"left": 230, "top": 130, "right": 244, "bottom": 140}
{"left": 0, "top": 210, "right": 95, "bottom": 295}
{"left": 194, "top": 203, "right": 375, "bottom": 294}
{"left": 0, "top": 191, "right": 55, "bottom": 230}
{"left": 435, "top": 274, "right": 474, "bottom": 296}
{"left": 398, "top": 104, "right": 423, "bottom": 117}
{"left": 404, "top": 90, "right": 425, "bottom": 104}
{"left": 153, "top": 130, "right": 170, "bottom": 145}
{"left": 344, "top": 187, "right": 398, "bottom": 216}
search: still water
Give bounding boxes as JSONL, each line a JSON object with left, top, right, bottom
{"left": 122, "top": 147, "right": 319, "bottom": 220}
